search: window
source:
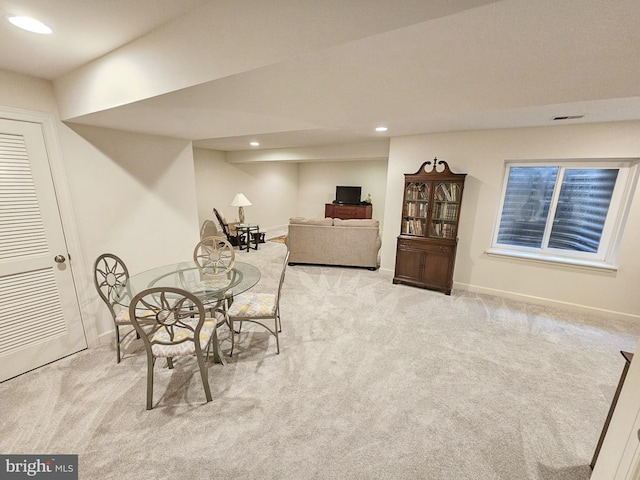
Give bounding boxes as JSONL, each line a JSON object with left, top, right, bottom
{"left": 488, "top": 159, "right": 638, "bottom": 270}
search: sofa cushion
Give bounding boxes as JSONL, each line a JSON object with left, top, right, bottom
{"left": 289, "top": 217, "right": 333, "bottom": 226}
{"left": 333, "top": 218, "right": 379, "bottom": 228}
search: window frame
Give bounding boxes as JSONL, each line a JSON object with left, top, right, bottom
{"left": 487, "top": 158, "right": 639, "bottom": 271}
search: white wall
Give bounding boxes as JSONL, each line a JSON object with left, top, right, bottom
{"left": 0, "top": 69, "right": 203, "bottom": 342}
{"left": 382, "top": 122, "right": 640, "bottom": 319}
{"left": 297, "top": 159, "right": 388, "bottom": 222}
{"left": 58, "top": 124, "right": 200, "bottom": 340}
{"left": 194, "top": 149, "right": 389, "bottom": 234}
{"left": 61, "top": 124, "right": 200, "bottom": 270}
{"left": 193, "top": 148, "right": 299, "bottom": 232}
{"left": 0, "top": 69, "right": 57, "bottom": 112}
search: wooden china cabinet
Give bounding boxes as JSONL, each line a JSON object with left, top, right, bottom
{"left": 393, "top": 158, "right": 466, "bottom": 295}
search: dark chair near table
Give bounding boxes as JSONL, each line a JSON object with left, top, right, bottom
{"left": 227, "top": 250, "right": 290, "bottom": 356}
{"left": 128, "top": 287, "right": 218, "bottom": 410}
{"left": 213, "top": 208, "right": 243, "bottom": 247}
{"left": 93, "top": 253, "right": 142, "bottom": 363}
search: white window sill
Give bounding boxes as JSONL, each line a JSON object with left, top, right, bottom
{"left": 485, "top": 247, "right": 618, "bottom": 272}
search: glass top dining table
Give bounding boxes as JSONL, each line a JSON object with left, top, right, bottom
{"left": 114, "top": 260, "right": 261, "bottom": 308}
{"left": 113, "top": 260, "right": 260, "bottom": 366}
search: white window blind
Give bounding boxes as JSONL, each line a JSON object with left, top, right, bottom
{"left": 489, "top": 159, "right": 638, "bottom": 269}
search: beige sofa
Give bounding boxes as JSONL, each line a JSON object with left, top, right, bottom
{"left": 285, "top": 217, "right": 381, "bottom": 270}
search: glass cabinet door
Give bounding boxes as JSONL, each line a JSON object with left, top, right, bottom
{"left": 430, "top": 182, "right": 461, "bottom": 238}
{"left": 402, "top": 182, "right": 429, "bottom": 236}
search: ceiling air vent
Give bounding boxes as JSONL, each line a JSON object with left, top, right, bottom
{"left": 552, "top": 115, "right": 585, "bottom": 121}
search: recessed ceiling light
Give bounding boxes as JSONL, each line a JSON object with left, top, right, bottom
{"left": 375, "top": 126, "right": 388, "bottom": 132}
{"left": 7, "top": 16, "right": 52, "bottom": 34}
{"left": 249, "top": 141, "right": 260, "bottom": 147}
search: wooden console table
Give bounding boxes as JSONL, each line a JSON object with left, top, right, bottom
{"left": 325, "top": 203, "right": 372, "bottom": 220}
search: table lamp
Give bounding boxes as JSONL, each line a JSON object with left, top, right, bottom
{"left": 230, "top": 193, "right": 252, "bottom": 224}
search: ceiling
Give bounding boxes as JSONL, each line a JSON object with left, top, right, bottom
{"left": 1, "top": 0, "right": 639, "bottom": 153}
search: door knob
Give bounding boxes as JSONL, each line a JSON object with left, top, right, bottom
{"left": 54, "top": 255, "right": 66, "bottom": 264}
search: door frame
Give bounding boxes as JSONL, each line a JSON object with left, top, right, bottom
{"left": 0, "top": 105, "right": 98, "bottom": 347}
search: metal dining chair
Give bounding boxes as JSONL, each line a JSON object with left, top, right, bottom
{"left": 200, "top": 219, "right": 219, "bottom": 239}
{"left": 193, "top": 236, "right": 235, "bottom": 274}
{"left": 192, "top": 235, "right": 240, "bottom": 364}
{"left": 128, "top": 287, "right": 218, "bottom": 410}
{"left": 93, "top": 253, "right": 144, "bottom": 363}
{"left": 227, "top": 250, "right": 289, "bottom": 356}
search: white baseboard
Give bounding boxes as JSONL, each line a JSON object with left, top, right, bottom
{"left": 344, "top": 267, "right": 637, "bottom": 321}
{"left": 455, "top": 281, "right": 640, "bottom": 322}
{"left": 97, "top": 329, "right": 116, "bottom": 346}
{"left": 96, "top": 325, "right": 137, "bottom": 347}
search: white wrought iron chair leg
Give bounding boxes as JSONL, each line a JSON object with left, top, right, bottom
{"left": 211, "top": 327, "right": 227, "bottom": 366}
{"left": 146, "top": 356, "right": 156, "bottom": 410}
{"left": 230, "top": 319, "right": 236, "bottom": 356}
{"left": 116, "top": 326, "right": 122, "bottom": 363}
{"left": 196, "top": 353, "right": 212, "bottom": 402}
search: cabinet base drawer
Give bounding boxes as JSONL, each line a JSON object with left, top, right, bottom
{"left": 392, "top": 277, "right": 452, "bottom": 295}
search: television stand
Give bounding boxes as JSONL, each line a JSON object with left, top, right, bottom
{"left": 325, "top": 203, "right": 372, "bottom": 220}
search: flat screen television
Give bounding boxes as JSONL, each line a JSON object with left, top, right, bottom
{"left": 335, "top": 186, "right": 362, "bottom": 204}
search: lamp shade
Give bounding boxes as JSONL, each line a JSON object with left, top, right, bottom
{"left": 230, "top": 193, "right": 252, "bottom": 207}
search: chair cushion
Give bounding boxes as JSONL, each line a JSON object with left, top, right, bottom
{"left": 115, "top": 308, "right": 130, "bottom": 323}
{"left": 227, "top": 293, "right": 276, "bottom": 317}
{"left": 150, "top": 319, "right": 216, "bottom": 357}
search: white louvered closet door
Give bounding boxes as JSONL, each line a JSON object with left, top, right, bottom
{"left": 0, "top": 118, "right": 86, "bottom": 382}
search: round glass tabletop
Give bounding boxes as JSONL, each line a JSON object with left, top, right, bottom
{"left": 114, "top": 260, "right": 261, "bottom": 307}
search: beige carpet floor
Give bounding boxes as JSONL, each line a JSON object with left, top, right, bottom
{"left": 2, "top": 237, "right": 639, "bottom": 479}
